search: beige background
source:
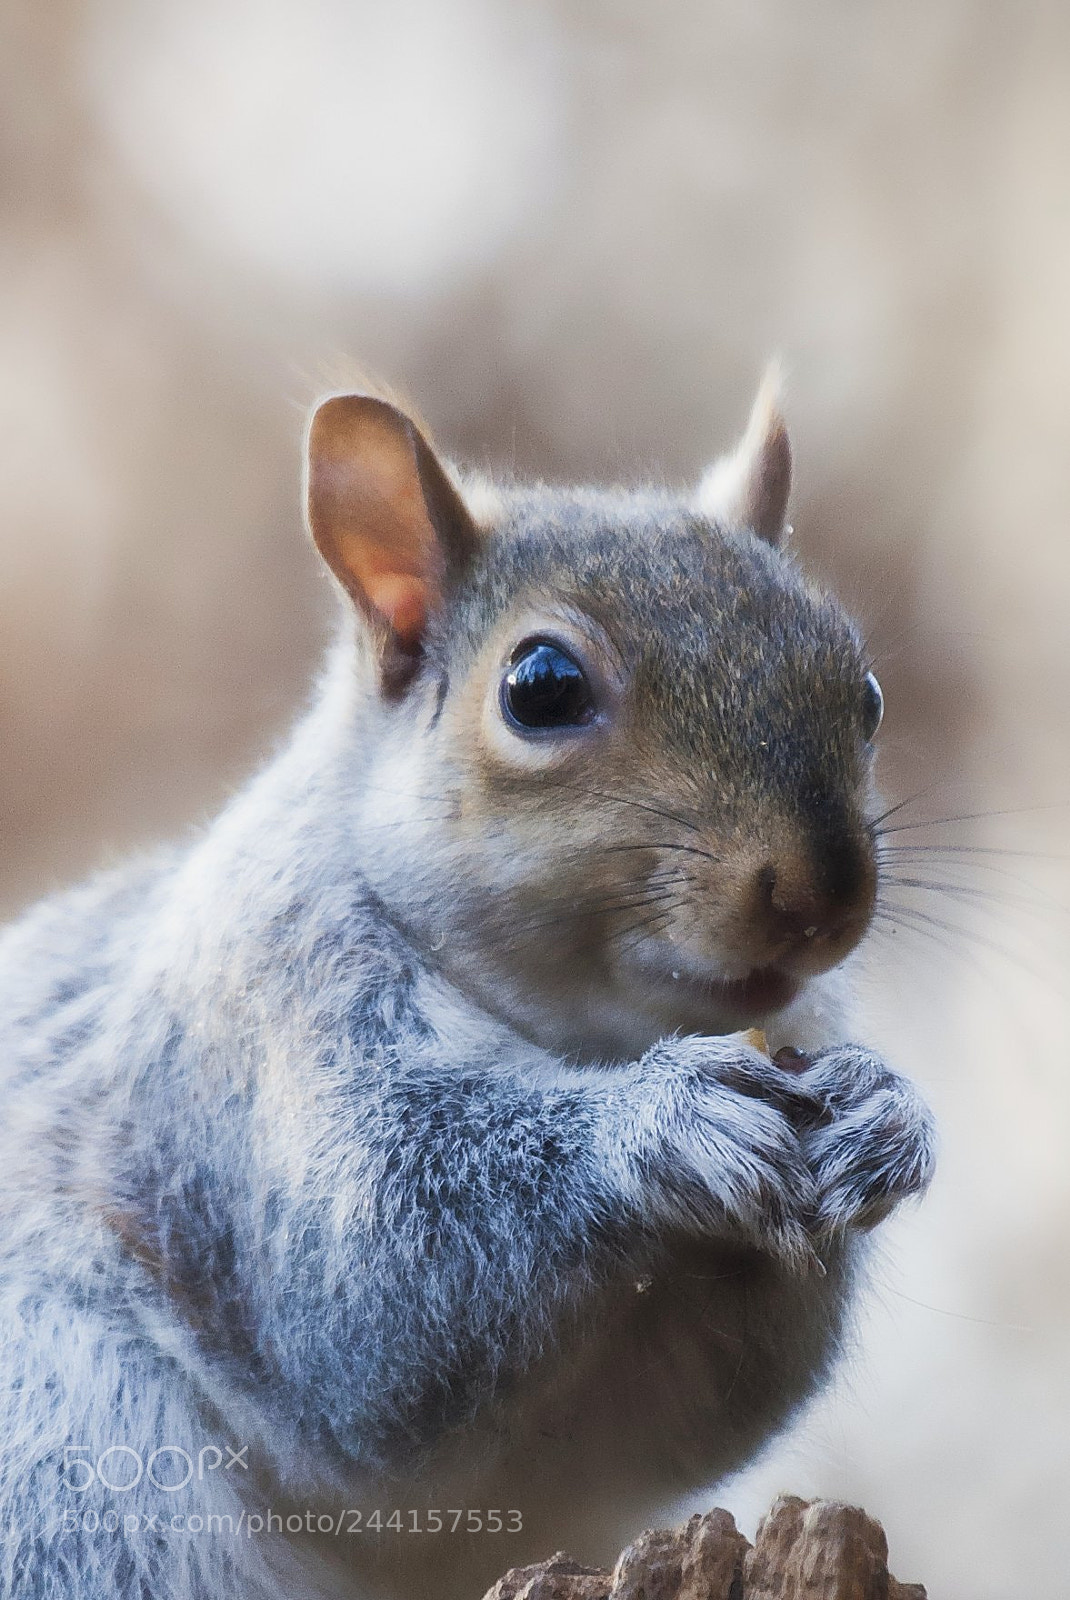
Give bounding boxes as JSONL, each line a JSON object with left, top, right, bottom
{"left": 2, "top": 2, "right": 1068, "bottom": 1593}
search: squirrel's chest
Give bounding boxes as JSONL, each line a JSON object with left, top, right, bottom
{"left": 423, "top": 1249, "right": 795, "bottom": 1519}
{"left": 325, "top": 1247, "right": 829, "bottom": 1600}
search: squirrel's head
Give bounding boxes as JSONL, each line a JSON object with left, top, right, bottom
{"left": 305, "top": 376, "right": 883, "bottom": 1058}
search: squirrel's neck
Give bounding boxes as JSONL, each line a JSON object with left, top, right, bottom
{"left": 158, "top": 634, "right": 381, "bottom": 977}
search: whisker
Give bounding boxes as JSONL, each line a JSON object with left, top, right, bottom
{"left": 875, "top": 802, "right": 1067, "bottom": 837}
{"left": 539, "top": 781, "right": 706, "bottom": 838}
{"left": 875, "top": 842, "right": 1061, "bottom": 862}
{"left": 876, "top": 841, "right": 1070, "bottom": 915}
{"left": 507, "top": 879, "right": 688, "bottom": 938}
{"left": 878, "top": 873, "right": 1064, "bottom": 919}
{"left": 359, "top": 781, "right": 457, "bottom": 803}
{"left": 869, "top": 907, "right": 994, "bottom": 981}
{"left": 877, "top": 848, "right": 1069, "bottom": 904}
{"left": 873, "top": 899, "right": 1045, "bottom": 978}
{"left": 601, "top": 841, "right": 723, "bottom": 865}
{"left": 356, "top": 813, "right": 454, "bottom": 831}
{"left": 867, "top": 791, "right": 935, "bottom": 832}
{"left": 613, "top": 906, "right": 676, "bottom": 952}
{"left": 884, "top": 1287, "right": 1034, "bottom": 1335}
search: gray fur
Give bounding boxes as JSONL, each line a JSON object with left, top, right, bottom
{"left": 0, "top": 464, "right": 935, "bottom": 1599}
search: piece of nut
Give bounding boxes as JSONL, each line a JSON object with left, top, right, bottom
{"left": 742, "top": 1027, "right": 769, "bottom": 1055}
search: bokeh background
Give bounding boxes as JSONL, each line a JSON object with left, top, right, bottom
{"left": 2, "top": 1, "right": 1069, "bottom": 1592}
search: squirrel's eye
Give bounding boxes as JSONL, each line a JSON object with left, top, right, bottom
{"left": 861, "top": 670, "right": 884, "bottom": 741}
{"left": 501, "top": 641, "right": 595, "bottom": 731}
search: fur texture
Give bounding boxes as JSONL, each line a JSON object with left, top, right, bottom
{"left": 0, "top": 404, "right": 935, "bottom": 1599}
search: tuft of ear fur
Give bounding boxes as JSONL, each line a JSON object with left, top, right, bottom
{"left": 694, "top": 365, "right": 792, "bottom": 545}
{"left": 305, "top": 395, "right": 482, "bottom": 683}
{"left": 453, "top": 469, "right": 505, "bottom": 530}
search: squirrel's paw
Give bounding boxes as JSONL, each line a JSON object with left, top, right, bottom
{"left": 630, "top": 1037, "right": 822, "bottom": 1266}
{"left": 791, "top": 1046, "right": 937, "bottom": 1234}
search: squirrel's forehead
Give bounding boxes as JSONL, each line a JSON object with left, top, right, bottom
{"left": 461, "top": 499, "right": 859, "bottom": 669}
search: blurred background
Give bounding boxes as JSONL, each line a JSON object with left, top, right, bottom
{"left": 2, "top": 0, "right": 1068, "bottom": 1591}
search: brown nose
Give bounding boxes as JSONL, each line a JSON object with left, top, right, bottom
{"left": 753, "top": 838, "right": 875, "bottom": 965}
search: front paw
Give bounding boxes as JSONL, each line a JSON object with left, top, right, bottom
{"left": 630, "top": 1036, "right": 823, "bottom": 1266}
{"left": 790, "top": 1046, "right": 936, "bottom": 1234}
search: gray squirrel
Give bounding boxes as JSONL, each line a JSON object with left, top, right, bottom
{"left": 0, "top": 374, "right": 934, "bottom": 1600}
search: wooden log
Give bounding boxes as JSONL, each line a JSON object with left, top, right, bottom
{"left": 480, "top": 1498, "right": 925, "bottom": 1600}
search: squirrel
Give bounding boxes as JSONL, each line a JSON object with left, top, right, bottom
{"left": 0, "top": 373, "right": 935, "bottom": 1600}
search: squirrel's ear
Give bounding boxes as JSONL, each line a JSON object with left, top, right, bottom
{"left": 694, "top": 367, "right": 792, "bottom": 545}
{"left": 305, "top": 394, "right": 481, "bottom": 673}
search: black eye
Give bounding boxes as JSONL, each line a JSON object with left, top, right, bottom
{"left": 861, "top": 670, "right": 884, "bottom": 741}
{"left": 501, "top": 641, "right": 595, "bottom": 731}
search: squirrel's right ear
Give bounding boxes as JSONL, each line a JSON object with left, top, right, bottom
{"left": 305, "top": 394, "right": 482, "bottom": 682}
{"left": 694, "top": 368, "right": 792, "bottom": 545}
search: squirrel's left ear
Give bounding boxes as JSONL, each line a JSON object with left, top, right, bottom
{"left": 694, "top": 367, "right": 792, "bottom": 545}
{"left": 305, "top": 394, "right": 482, "bottom": 680}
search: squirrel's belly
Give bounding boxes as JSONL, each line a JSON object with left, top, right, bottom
{"left": 314, "top": 1239, "right": 856, "bottom": 1600}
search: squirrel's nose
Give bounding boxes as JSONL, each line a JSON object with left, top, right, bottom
{"left": 753, "top": 837, "right": 875, "bottom": 964}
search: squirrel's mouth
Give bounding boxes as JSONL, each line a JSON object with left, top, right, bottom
{"left": 698, "top": 966, "right": 800, "bottom": 1017}
{"left": 660, "top": 963, "right": 801, "bottom": 1022}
